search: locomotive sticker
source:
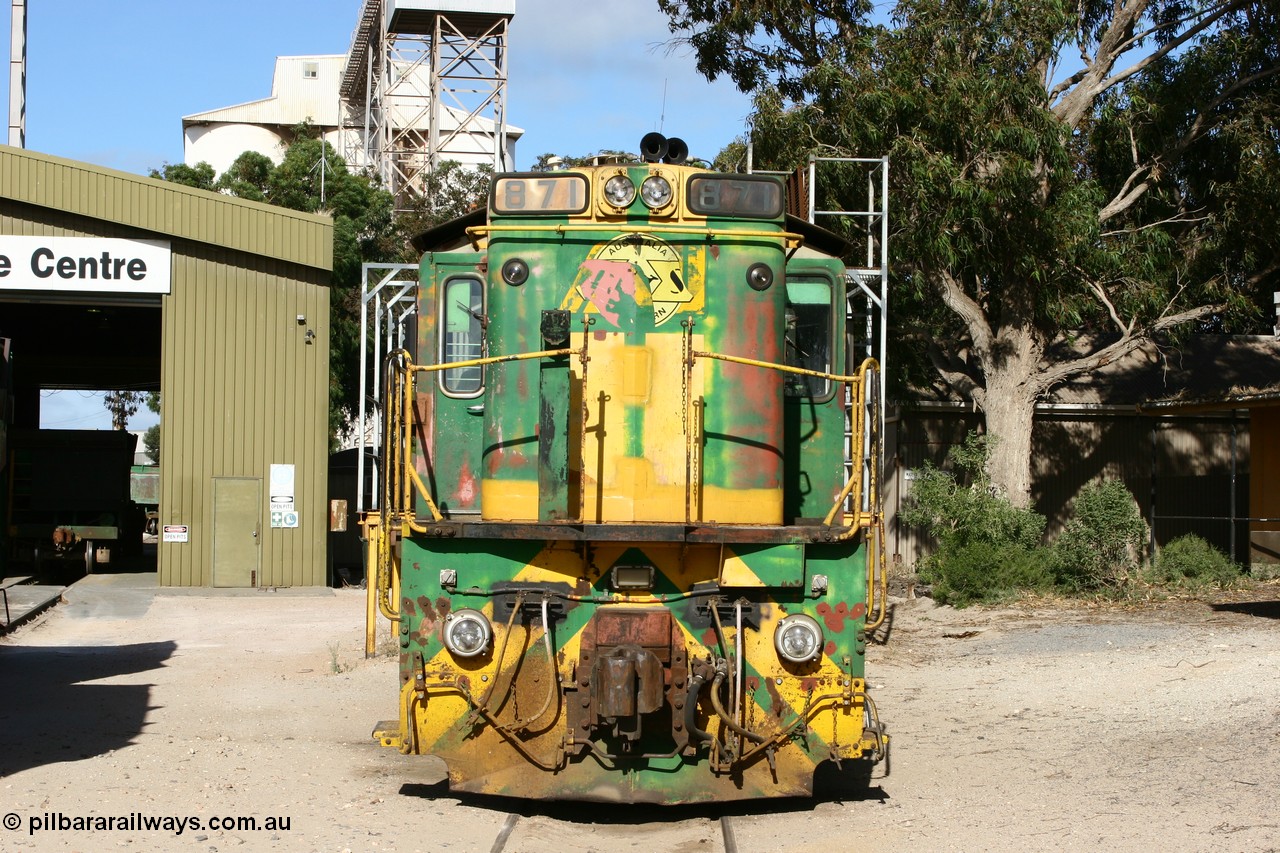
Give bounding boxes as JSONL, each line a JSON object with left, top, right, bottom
{"left": 564, "top": 235, "right": 697, "bottom": 328}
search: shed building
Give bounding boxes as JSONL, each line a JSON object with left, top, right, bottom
{"left": 1, "top": 144, "right": 333, "bottom": 587}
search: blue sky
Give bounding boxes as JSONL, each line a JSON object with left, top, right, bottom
{"left": 2, "top": 0, "right": 754, "bottom": 430}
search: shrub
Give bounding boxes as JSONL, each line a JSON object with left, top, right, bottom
{"left": 1148, "top": 534, "right": 1242, "bottom": 589}
{"left": 1051, "top": 479, "right": 1147, "bottom": 593}
{"left": 923, "top": 541, "right": 1054, "bottom": 608}
{"left": 903, "top": 432, "right": 1052, "bottom": 607}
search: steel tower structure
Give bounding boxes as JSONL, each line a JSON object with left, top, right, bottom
{"left": 340, "top": 0, "right": 513, "bottom": 202}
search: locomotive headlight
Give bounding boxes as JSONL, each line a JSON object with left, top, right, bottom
{"left": 640, "top": 175, "right": 673, "bottom": 209}
{"left": 603, "top": 174, "right": 637, "bottom": 207}
{"left": 442, "top": 609, "right": 492, "bottom": 658}
{"left": 501, "top": 257, "right": 529, "bottom": 286}
{"left": 746, "top": 263, "right": 774, "bottom": 291}
{"left": 774, "top": 613, "right": 824, "bottom": 664}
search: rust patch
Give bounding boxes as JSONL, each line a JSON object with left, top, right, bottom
{"left": 595, "top": 609, "right": 671, "bottom": 648}
{"left": 710, "top": 245, "right": 720, "bottom": 259}
{"left": 456, "top": 459, "right": 478, "bottom": 507}
{"left": 402, "top": 598, "right": 417, "bottom": 617}
{"left": 435, "top": 597, "right": 453, "bottom": 619}
{"left": 818, "top": 600, "right": 851, "bottom": 632}
{"left": 824, "top": 640, "right": 837, "bottom": 657}
{"left": 764, "top": 677, "right": 784, "bottom": 717}
{"left": 700, "top": 628, "right": 719, "bottom": 648}
{"left": 801, "top": 677, "right": 818, "bottom": 694}
{"left": 850, "top": 602, "right": 867, "bottom": 620}
{"left": 415, "top": 597, "right": 437, "bottom": 632}
{"left": 412, "top": 561, "right": 422, "bottom": 571}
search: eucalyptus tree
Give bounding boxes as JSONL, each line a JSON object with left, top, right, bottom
{"left": 660, "top": 0, "right": 1280, "bottom": 507}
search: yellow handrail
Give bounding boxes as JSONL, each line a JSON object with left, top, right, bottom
{"left": 466, "top": 223, "right": 804, "bottom": 251}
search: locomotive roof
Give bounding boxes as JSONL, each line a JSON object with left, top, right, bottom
{"left": 410, "top": 208, "right": 486, "bottom": 254}
{"left": 410, "top": 208, "right": 854, "bottom": 259}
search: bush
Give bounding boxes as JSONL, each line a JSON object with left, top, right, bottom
{"left": 923, "top": 541, "right": 1054, "bottom": 608}
{"left": 903, "top": 432, "right": 1052, "bottom": 607}
{"left": 1148, "top": 534, "right": 1242, "bottom": 589}
{"left": 1051, "top": 479, "right": 1147, "bottom": 593}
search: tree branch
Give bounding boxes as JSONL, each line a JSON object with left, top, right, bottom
{"left": 1097, "top": 2, "right": 1241, "bottom": 94}
{"left": 925, "top": 344, "right": 984, "bottom": 407}
{"left": 933, "top": 268, "right": 995, "bottom": 361}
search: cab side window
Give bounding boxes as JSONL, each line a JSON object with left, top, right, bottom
{"left": 784, "top": 277, "right": 834, "bottom": 400}
{"left": 440, "top": 275, "right": 484, "bottom": 396}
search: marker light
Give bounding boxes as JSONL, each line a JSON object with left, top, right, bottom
{"left": 603, "top": 175, "right": 637, "bottom": 208}
{"left": 746, "top": 263, "right": 774, "bottom": 291}
{"left": 442, "top": 609, "right": 492, "bottom": 658}
{"left": 501, "top": 257, "right": 529, "bottom": 286}
{"left": 640, "top": 175, "right": 673, "bottom": 209}
{"left": 774, "top": 613, "right": 824, "bottom": 664}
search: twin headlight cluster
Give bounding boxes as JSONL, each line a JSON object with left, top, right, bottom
{"left": 603, "top": 173, "right": 674, "bottom": 211}
{"left": 440, "top": 606, "right": 825, "bottom": 666}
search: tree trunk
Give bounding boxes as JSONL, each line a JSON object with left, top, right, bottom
{"left": 982, "top": 379, "right": 1038, "bottom": 509}
{"left": 977, "top": 330, "right": 1043, "bottom": 510}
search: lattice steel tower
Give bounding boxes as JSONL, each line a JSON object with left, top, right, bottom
{"left": 340, "top": 0, "right": 513, "bottom": 202}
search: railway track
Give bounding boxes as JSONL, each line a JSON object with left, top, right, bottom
{"left": 488, "top": 812, "right": 742, "bottom": 853}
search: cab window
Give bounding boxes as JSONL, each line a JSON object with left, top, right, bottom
{"left": 784, "top": 277, "right": 834, "bottom": 400}
{"left": 440, "top": 275, "right": 484, "bottom": 396}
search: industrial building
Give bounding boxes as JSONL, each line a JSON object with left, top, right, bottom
{"left": 184, "top": 0, "right": 521, "bottom": 202}
{"left": 1, "top": 145, "right": 333, "bottom": 587}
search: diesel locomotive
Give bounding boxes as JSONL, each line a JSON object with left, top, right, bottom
{"left": 364, "top": 134, "right": 889, "bottom": 803}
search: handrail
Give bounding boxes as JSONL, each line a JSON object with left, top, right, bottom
{"left": 466, "top": 223, "right": 804, "bottom": 251}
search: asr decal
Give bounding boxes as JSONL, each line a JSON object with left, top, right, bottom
{"left": 562, "top": 235, "right": 699, "bottom": 329}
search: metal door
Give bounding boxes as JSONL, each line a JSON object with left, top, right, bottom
{"left": 211, "top": 477, "right": 261, "bottom": 587}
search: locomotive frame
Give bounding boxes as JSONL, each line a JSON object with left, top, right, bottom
{"left": 362, "top": 137, "right": 890, "bottom": 803}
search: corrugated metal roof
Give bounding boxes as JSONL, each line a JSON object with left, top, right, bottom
{"left": 0, "top": 144, "right": 333, "bottom": 272}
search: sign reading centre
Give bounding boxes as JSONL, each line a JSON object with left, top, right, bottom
{"left": 0, "top": 236, "right": 171, "bottom": 294}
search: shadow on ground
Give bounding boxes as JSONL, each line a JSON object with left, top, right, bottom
{"left": 398, "top": 757, "right": 887, "bottom": 819}
{"left": 0, "top": 641, "right": 174, "bottom": 777}
{"left": 1210, "top": 600, "right": 1280, "bottom": 620}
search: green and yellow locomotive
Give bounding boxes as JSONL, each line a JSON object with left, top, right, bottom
{"left": 365, "top": 134, "right": 889, "bottom": 804}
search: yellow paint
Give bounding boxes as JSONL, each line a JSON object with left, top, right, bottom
{"left": 621, "top": 346, "right": 653, "bottom": 401}
{"left": 719, "top": 550, "right": 766, "bottom": 587}
{"left": 480, "top": 478, "right": 539, "bottom": 521}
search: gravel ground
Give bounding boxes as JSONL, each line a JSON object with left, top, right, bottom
{"left": 1, "top": 573, "right": 1277, "bottom": 852}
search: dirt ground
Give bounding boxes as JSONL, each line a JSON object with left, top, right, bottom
{"left": 1, "top": 573, "right": 1278, "bottom": 853}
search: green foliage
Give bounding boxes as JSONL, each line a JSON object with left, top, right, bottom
{"left": 922, "top": 541, "right": 1054, "bottom": 608}
{"left": 215, "top": 151, "right": 273, "bottom": 202}
{"left": 1050, "top": 480, "right": 1148, "bottom": 592}
{"left": 902, "top": 432, "right": 1052, "bottom": 606}
{"left": 102, "top": 390, "right": 145, "bottom": 430}
{"left": 148, "top": 162, "right": 216, "bottom": 191}
{"left": 388, "top": 160, "right": 493, "bottom": 252}
{"left": 1148, "top": 534, "right": 1242, "bottom": 590}
{"left": 143, "top": 424, "right": 160, "bottom": 464}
